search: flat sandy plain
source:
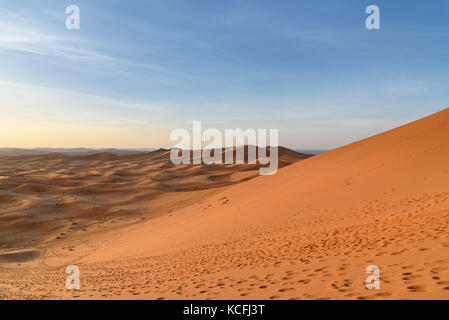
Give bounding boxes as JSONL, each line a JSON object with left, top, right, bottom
{"left": 1, "top": 108, "right": 449, "bottom": 300}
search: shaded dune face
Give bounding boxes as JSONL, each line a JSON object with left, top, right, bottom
{"left": 0, "top": 147, "right": 309, "bottom": 251}
{"left": 1, "top": 108, "right": 449, "bottom": 300}
{"left": 176, "top": 146, "right": 310, "bottom": 165}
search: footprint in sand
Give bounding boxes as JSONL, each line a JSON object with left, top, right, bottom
{"left": 407, "top": 285, "right": 426, "bottom": 293}
{"left": 278, "top": 288, "right": 294, "bottom": 293}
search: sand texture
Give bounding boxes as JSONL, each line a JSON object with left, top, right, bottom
{"left": 1, "top": 109, "right": 449, "bottom": 300}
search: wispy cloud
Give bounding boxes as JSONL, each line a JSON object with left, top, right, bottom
{"left": 0, "top": 9, "right": 112, "bottom": 61}
{"left": 0, "top": 80, "right": 168, "bottom": 126}
{"left": 0, "top": 7, "right": 192, "bottom": 84}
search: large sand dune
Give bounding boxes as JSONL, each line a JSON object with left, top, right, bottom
{"left": 1, "top": 109, "right": 449, "bottom": 300}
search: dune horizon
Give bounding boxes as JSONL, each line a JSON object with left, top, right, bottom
{"left": 1, "top": 107, "right": 448, "bottom": 300}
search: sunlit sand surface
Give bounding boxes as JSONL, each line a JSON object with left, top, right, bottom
{"left": 1, "top": 109, "right": 449, "bottom": 299}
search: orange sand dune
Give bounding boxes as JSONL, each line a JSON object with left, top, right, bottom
{"left": 0, "top": 147, "right": 307, "bottom": 254}
{"left": 1, "top": 109, "right": 449, "bottom": 300}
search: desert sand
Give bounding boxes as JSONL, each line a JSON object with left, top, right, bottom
{"left": 1, "top": 108, "right": 449, "bottom": 300}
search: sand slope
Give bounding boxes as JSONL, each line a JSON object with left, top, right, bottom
{"left": 0, "top": 148, "right": 309, "bottom": 251}
{"left": 1, "top": 109, "right": 449, "bottom": 299}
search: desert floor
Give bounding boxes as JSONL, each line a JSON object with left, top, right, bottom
{"left": 1, "top": 109, "right": 449, "bottom": 300}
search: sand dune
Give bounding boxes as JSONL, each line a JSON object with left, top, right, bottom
{"left": 1, "top": 109, "right": 449, "bottom": 300}
{"left": 0, "top": 147, "right": 307, "bottom": 253}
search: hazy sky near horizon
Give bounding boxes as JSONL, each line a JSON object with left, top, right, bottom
{"left": 1, "top": 0, "right": 448, "bottom": 149}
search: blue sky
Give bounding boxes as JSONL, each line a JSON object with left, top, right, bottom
{"left": 1, "top": 0, "right": 448, "bottom": 149}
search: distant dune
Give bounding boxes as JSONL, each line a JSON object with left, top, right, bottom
{"left": 1, "top": 108, "right": 449, "bottom": 300}
{"left": 0, "top": 146, "right": 309, "bottom": 252}
{"left": 295, "top": 149, "right": 328, "bottom": 155}
{"left": 0, "top": 148, "right": 49, "bottom": 157}
{"left": 0, "top": 148, "right": 156, "bottom": 157}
